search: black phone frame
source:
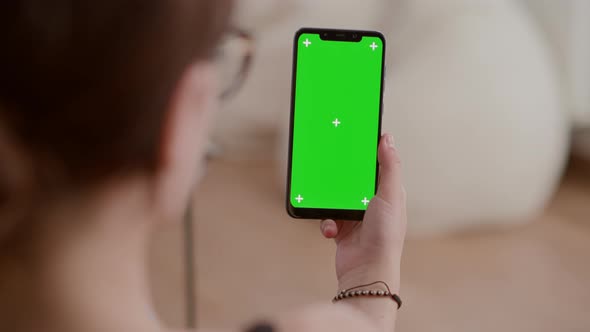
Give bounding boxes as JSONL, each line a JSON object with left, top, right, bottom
{"left": 286, "top": 27, "right": 386, "bottom": 221}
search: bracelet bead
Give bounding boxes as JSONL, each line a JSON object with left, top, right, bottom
{"left": 332, "top": 281, "right": 402, "bottom": 310}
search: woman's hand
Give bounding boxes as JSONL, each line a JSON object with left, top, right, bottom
{"left": 320, "top": 133, "right": 407, "bottom": 294}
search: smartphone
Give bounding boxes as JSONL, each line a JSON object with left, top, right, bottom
{"left": 286, "top": 28, "right": 386, "bottom": 221}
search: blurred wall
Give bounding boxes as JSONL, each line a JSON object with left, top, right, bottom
{"left": 522, "top": 0, "right": 590, "bottom": 127}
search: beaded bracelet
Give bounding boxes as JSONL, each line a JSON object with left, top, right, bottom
{"left": 332, "top": 281, "right": 402, "bottom": 310}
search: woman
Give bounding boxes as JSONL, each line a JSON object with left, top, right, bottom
{"left": 0, "top": 1, "right": 406, "bottom": 331}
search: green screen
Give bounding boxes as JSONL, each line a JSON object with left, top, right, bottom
{"left": 290, "top": 33, "right": 384, "bottom": 210}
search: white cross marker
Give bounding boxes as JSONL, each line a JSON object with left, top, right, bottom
{"left": 332, "top": 118, "right": 341, "bottom": 127}
{"left": 295, "top": 194, "right": 304, "bottom": 203}
{"left": 370, "top": 42, "right": 378, "bottom": 51}
{"left": 362, "top": 197, "right": 370, "bottom": 206}
{"left": 303, "top": 39, "right": 312, "bottom": 48}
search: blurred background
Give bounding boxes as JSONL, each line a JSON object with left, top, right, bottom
{"left": 149, "top": 0, "right": 590, "bottom": 331}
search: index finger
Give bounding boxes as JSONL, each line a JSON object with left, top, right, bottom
{"left": 375, "top": 134, "right": 403, "bottom": 206}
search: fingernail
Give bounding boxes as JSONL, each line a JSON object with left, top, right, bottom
{"left": 386, "top": 134, "right": 395, "bottom": 149}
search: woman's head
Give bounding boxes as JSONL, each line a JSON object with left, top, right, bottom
{"left": 0, "top": 0, "right": 233, "bottom": 240}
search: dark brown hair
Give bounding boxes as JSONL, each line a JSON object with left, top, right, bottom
{"left": 0, "top": 1, "right": 232, "bottom": 239}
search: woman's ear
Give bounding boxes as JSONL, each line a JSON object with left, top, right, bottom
{"left": 154, "top": 62, "right": 219, "bottom": 223}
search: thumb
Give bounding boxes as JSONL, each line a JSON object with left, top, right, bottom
{"left": 375, "top": 134, "right": 403, "bottom": 207}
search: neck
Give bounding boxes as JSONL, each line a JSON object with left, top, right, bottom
{"left": 0, "top": 180, "right": 162, "bottom": 332}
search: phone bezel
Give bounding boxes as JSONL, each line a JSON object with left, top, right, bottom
{"left": 286, "top": 27, "right": 386, "bottom": 221}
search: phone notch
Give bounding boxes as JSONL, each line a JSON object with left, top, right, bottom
{"left": 319, "top": 30, "right": 362, "bottom": 42}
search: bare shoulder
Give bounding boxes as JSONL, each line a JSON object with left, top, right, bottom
{"left": 167, "top": 304, "right": 376, "bottom": 332}
{"left": 170, "top": 328, "right": 233, "bottom": 332}
{"left": 275, "top": 303, "right": 378, "bottom": 332}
